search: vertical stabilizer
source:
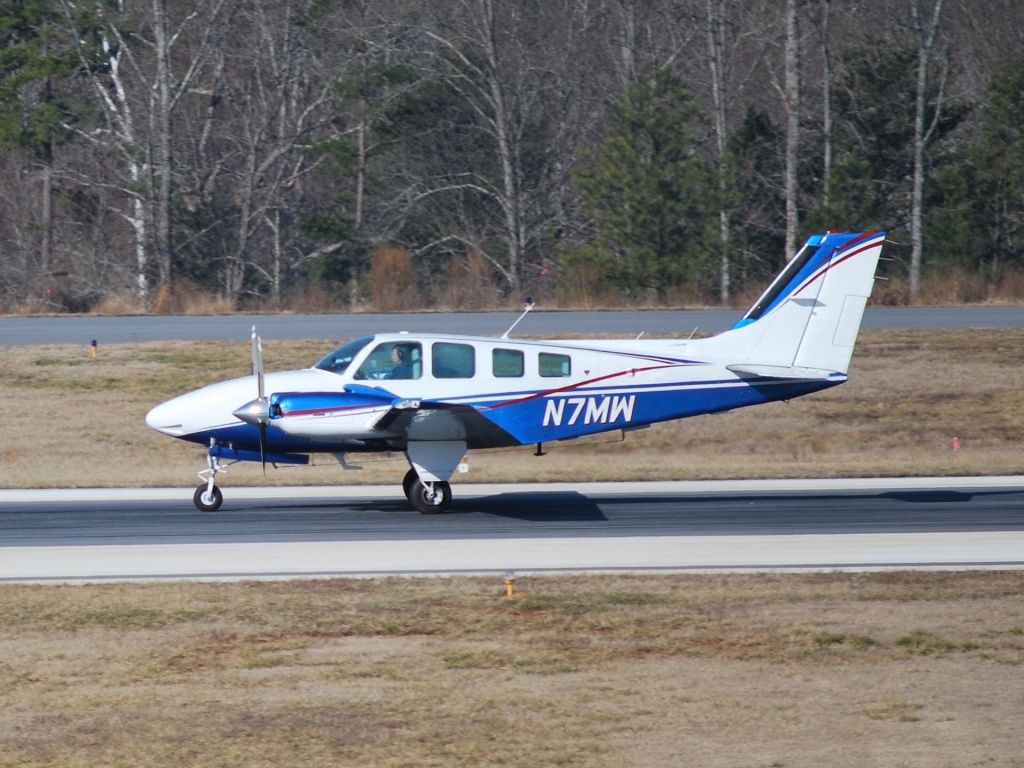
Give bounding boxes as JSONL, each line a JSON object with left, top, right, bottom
{"left": 716, "top": 231, "right": 885, "bottom": 377}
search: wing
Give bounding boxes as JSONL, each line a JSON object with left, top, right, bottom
{"left": 263, "top": 385, "right": 520, "bottom": 449}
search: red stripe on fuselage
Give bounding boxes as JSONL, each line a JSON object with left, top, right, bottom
{"left": 278, "top": 403, "right": 377, "bottom": 418}
{"left": 482, "top": 362, "right": 686, "bottom": 410}
{"left": 792, "top": 232, "right": 882, "bottom": 298}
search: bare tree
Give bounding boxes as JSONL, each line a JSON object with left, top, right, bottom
{"left": 705, "top": 0, "right": 732, "bottom": 303}
{"left": 908, "top": 0, "right": 946, "bottom": 300}
{"left": 408, "top": 0, "right": 597, "bottom": 294}
{"left": 783, "top": 0, "right": 800, "bottom": 263}
{"left": 818, "top": 0, "right": 833, "bottom": 208}
{"left": 58, "top": 0, "right": 229, "bottom": 302}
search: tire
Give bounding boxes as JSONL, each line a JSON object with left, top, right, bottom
{"left": 402, "top": 468, "right": 418, "bottom": 501}
{"left": 193, "top": 484, "right": 224, "bottom": 512}
{"left": 409, "top": 478, "right": 452, "bottom": 514}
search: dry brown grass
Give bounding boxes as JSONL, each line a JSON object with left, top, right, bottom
{"left": 0, "top": 329, "right": 1022, "bottom": 488}
{"left": 0, "top": 572, "right": 1022, "bottom": 767}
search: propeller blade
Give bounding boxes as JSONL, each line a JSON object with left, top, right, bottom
{"left": 249, "top": 326, "right": 267, "bottom": 475}
{"left": 259, "top": 422, "right": 267, "bottom": 476}
{"left": 251, "top": 326, "right": 265, "bottom": 400}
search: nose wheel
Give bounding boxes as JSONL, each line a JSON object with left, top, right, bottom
{"left": 193, "top": 484, "right": 223, "bottom": 512}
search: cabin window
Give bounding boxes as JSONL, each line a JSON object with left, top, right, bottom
{"left": 432, "top": 342, "right": 475, "bottom": 379}
{"left": 539, "top": 352, "right": 571, "bottom": 377}
{"left": 492, "top": 348, "right": 524, "bottom": 378}
{"left": 315, "top": 336, "right": 372, "bottom": 376}
{"left": 353, "top": 341, "right": 422, "bottom": 380}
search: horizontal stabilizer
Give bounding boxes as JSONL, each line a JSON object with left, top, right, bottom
{"left": 726, "top": 364, "right": 846, "bottom": 382}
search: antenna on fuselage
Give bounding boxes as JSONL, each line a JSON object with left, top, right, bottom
{"left": 501, "top": 297, "right": 535, "bottom": 339}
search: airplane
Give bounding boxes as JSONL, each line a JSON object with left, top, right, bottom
{"left": 146, "top": 230, "right": 886, "bottom": 514}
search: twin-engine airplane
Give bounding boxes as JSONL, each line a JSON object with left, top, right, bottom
{"left": 146, "top": 231, "right": 886, "bottom": 513}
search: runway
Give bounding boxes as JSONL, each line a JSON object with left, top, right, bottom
{"left": 2, "top": 306, "right": 1023, "bottom": 345}
{"left": 1, "top": 477, "right": 1022, "bottom": 581}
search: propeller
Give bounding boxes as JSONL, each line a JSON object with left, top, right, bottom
{"left": 233, "top": 326, "right": 270, "bottom": 474}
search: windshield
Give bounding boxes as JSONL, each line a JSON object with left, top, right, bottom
{"left": 315, "top": 336, "right": 373, "bottom": 376}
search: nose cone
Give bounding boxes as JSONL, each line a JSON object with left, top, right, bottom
{"left": 232, "top": 398, "right": 269, "bottom": 427}
{"left": 146, "top": 398, "right": 186, "bottom": 436}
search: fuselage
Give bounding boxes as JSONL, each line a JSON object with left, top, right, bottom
{"left": 145, "top": 331, "right": 840, "bottom": 458}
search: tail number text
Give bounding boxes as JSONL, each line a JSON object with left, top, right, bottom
{"left": 542, "top": 395, "right": 635, "bottom": 427}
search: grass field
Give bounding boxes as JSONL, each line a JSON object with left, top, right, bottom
{"left": 1, "top": 573, "right": 1023, "bottom": 767}
{"left": 2, "top": 331, "right": 1023, "bottom": 766}
{"left": 1, "top": 329, "right": 1022, "bottom": 488}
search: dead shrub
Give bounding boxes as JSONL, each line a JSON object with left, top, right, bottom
{"left": 444, "top": 249, "right": 502, "bottom": 309}
{"left": 92, "top": 293, "right": 146, "bottom": 315}
{"left": 556, "top": 260, "right": 627, "bottom": 308}
{"left": 152, "top": 282, "right": 234, "bottom": 315}
{"left": 369, "top": 246, "right": 416, "bottom": 311}
{"left": 918, "top": 267, "right": 987, "bottom": 304}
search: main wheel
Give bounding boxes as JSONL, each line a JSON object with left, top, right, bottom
{"left": 193, "top": 484, "right": 223, "bottom": 512}
{"left": 408, "top": 478, "right": 452, "bottom": 514}
{"left": 402, "top": 468, "right": 418, "bottom": 501}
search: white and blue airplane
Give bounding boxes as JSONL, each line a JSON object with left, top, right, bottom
{"left": 146, "top": 230, "right": 886, "bottom": 513}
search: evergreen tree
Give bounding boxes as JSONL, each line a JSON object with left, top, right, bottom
{"left": 0, "top": 1, "right": 65, "bottom": 150}
{"left": 724, "top": 108, "right": 786, "bottom": 295}
{"left": 571, "top": 69, "right": 714, "bottom": 299}
{"left": 965, "top": 61, "right": 1024, "bottom": 276}
{"left": 0, "top": 0, "right": 79, "bottom": 296}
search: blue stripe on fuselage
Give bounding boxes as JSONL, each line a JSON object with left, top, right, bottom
{"left": 472, "top": 377, "right": 841, "bottom": 444}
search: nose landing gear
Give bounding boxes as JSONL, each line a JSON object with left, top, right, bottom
{"left": 194, "top": 445, "right": 225, "bottom": 512}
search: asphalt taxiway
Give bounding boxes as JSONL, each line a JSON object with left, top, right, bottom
{"left": 1, "top": 477, "right": 1021, "bottom": 581}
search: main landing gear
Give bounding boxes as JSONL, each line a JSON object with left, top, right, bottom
{"left": 402, "top": 440, "right": 464, "bottom": 515}
{"left": 402, "top": 468, "right": 452, "bottom": 514}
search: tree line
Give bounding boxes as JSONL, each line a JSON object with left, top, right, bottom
{"left": 1, "top": 0, "right": 1022, "bottom": 313}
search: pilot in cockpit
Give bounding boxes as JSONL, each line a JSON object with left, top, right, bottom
{"left": 389, "top": 344, "right": 416, "bottom": 379}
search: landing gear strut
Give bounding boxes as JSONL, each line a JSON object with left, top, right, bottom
{"left": 194, "top": 447, "right": 225, "bottom": 512}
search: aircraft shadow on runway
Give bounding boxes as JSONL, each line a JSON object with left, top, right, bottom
{"left": 246, "top": 487, "right": 1022, "bottom": 520}
{"left": 876, "top": 489, "right": 1021, "bottom": 504}
{"left": 344, "top": 492, "right": 609, "bottom": 522}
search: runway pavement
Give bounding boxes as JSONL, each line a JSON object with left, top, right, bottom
{"left": 2, "top": 306, "right": 1023, "bottom": 346}
{"left": 1, "top": 477, "right": 1022, "bottom": 581}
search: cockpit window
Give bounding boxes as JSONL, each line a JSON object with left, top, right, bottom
{"left": 354, "top": 341, "right": 422, "bottom": 380}
{"left": 315, "top": 336, "right": 372, "bottom": 376}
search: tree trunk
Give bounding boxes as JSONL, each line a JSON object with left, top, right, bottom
{"left": 783, "top": 0, "right": 800, "bottom": 263}
{"left": 151, "top": 0, "right": 174, "bottom": 290}
{"left": 480, "top": 0, "right": 522, "bottom": 294}
{"left": 706, "top": 0, "right": 731, "bottom": 304}
{"left": 617, "top": 0, "right": 637, "bottom": 89}
{"left": 39, "top": 141, "right": 53, "bottom": 276}
{"left": 909, "top": 0, "right": 945, "bottom": 301}
{"left": 821, "top": 0, "right": 832, "bottom": 209}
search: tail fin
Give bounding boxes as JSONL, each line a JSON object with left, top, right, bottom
{"left": 718, "top": 231, "right": 885, "bottom": 378}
